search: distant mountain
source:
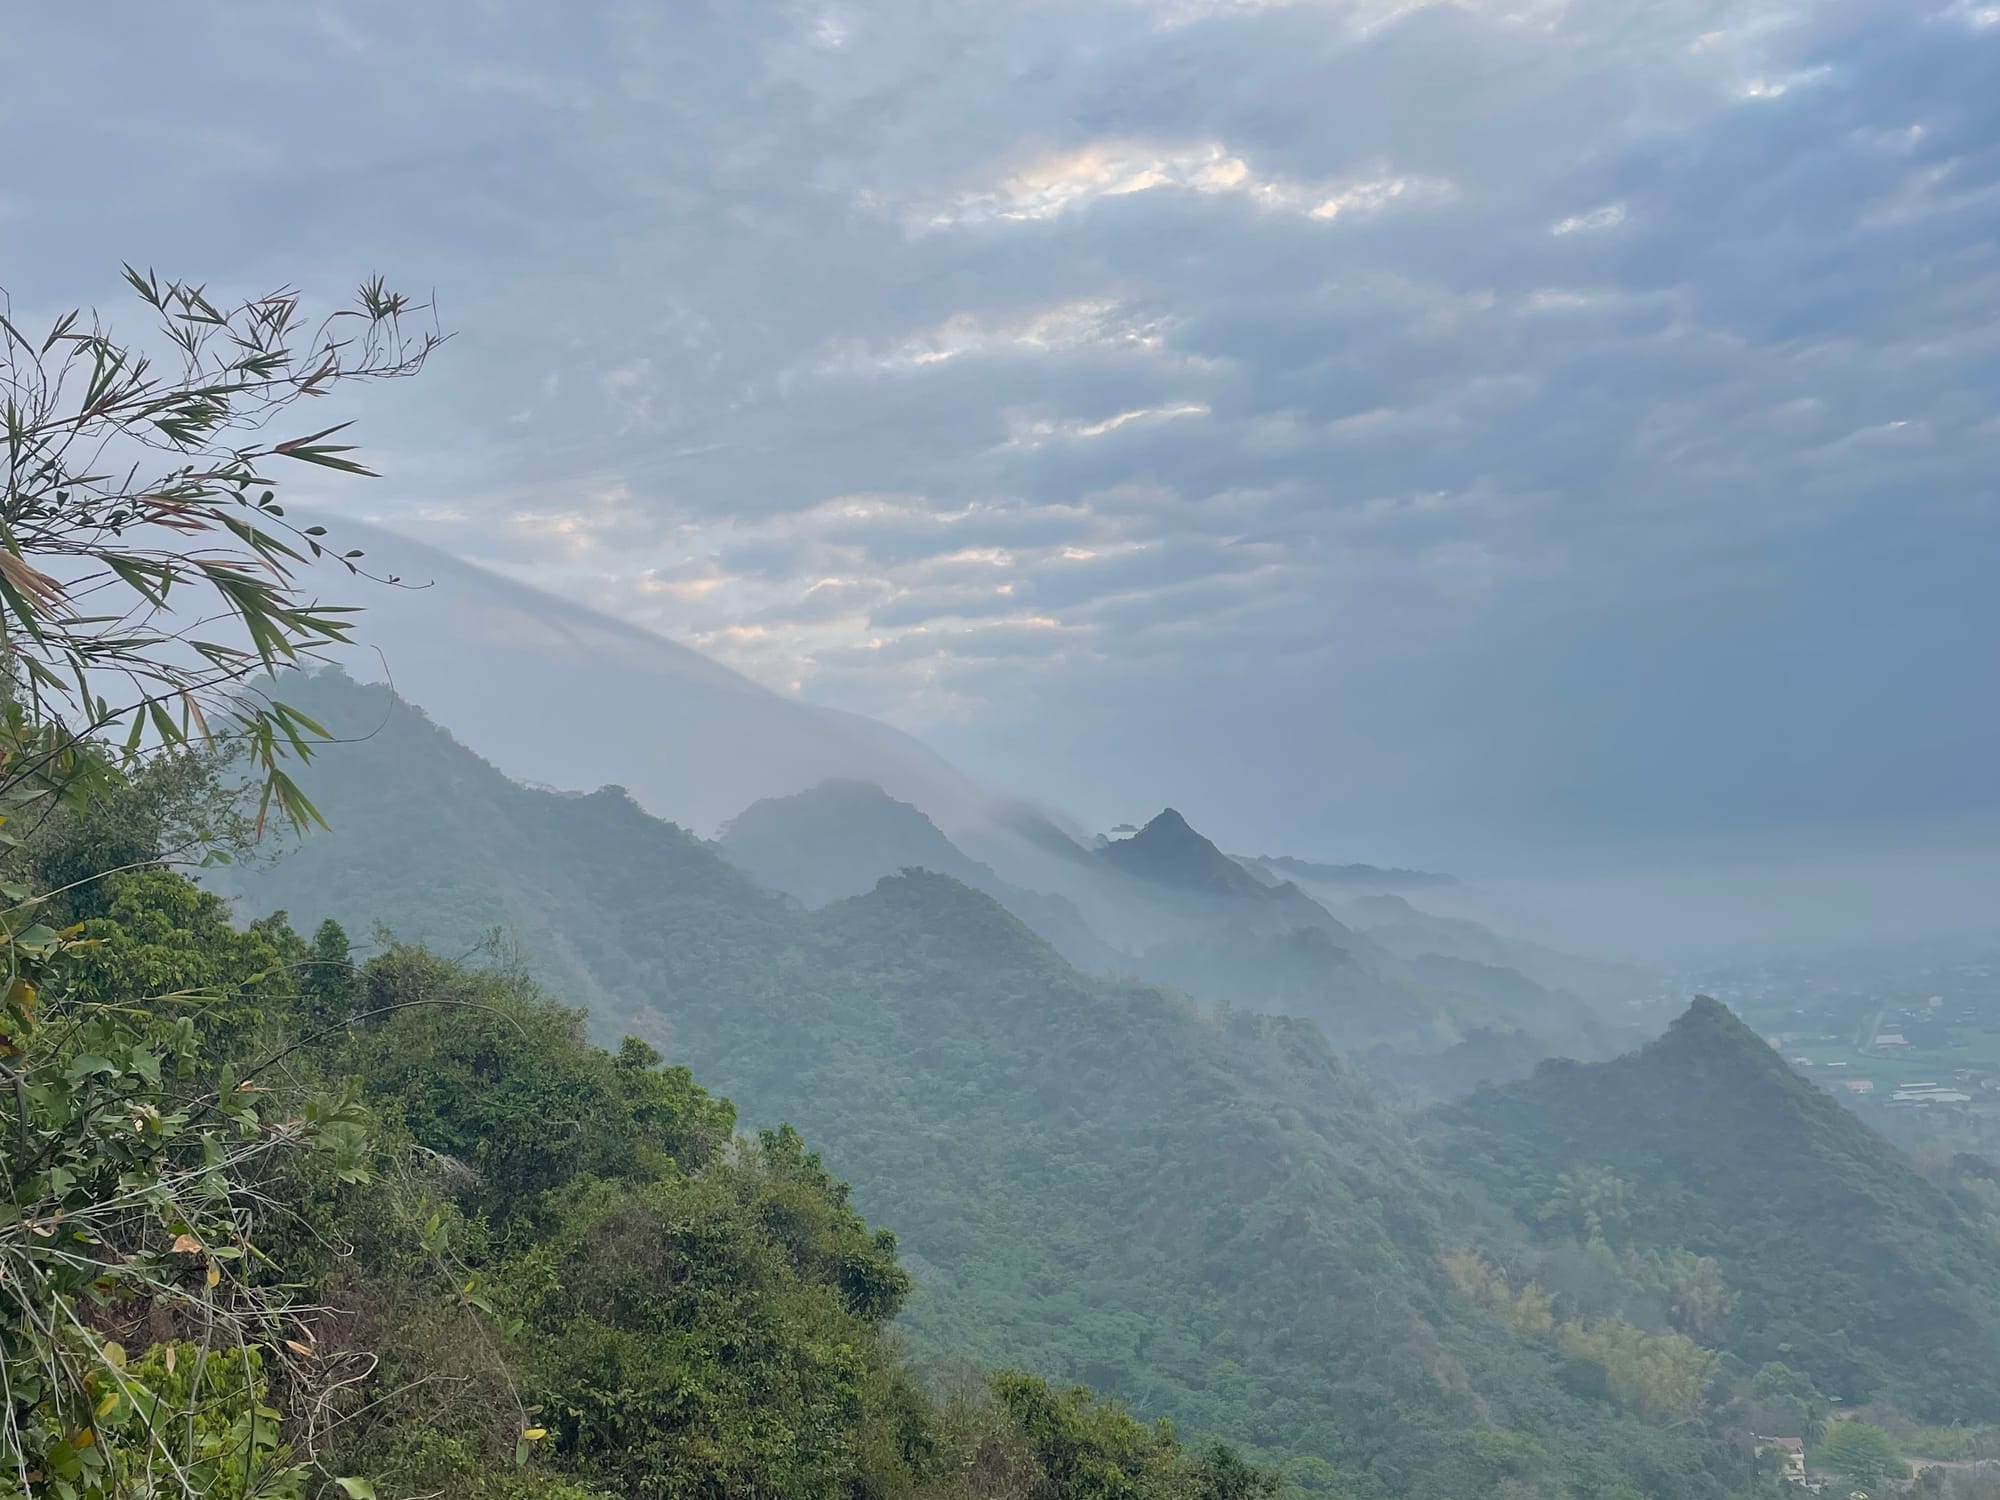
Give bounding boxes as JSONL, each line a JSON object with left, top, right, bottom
{"left": 713, "top": 788, "right": 1621, "bottom": 1087}
{"left": 301, "top": 517, "right": 986, "bottom": 835}
{"left": 1100, "top": 808, "right": 1275, "bottom": 898}
{"left": 305, "top": 526, "right": 1630, "bottom": 1083}
{"left": 1342, "top": 893, "right": 1645, "bottom": 1012}
{"left": 287, "top": 522, "right": 1640, "bottom": 1088}
{"left": 716, "top": 780, "right": 1115, "bottom": 969}
{"left": 720, "top": 779, "right": 989, "bottom": 906}
{"left": 218, "top": 669, "right": 1745, "bottom": 1496}
{"left": 1430, "top": 997, "right": 2000, "bottom": 1421}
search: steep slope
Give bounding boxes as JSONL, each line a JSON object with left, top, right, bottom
{"left": 1343, "top": 892, "right": 1647, "bottom": 1015}
{"left": 1086, "top": 814, "right": 1610, "bottom": 1081}
{"left": 304, "top": 517, "right": 986, "bottom": 835}
{"left": 715, "top": 788, "right": 1622, "bottom": 1088}
{"left": 1430, "top": 998, "right": 2000, "bottom": 1421}
{"left": 1101, "top": 808, "right": 1275, "bottom": 898}
{"left": 220, "top": 670, "right": 1742, "bottom": 1498}
{"left": 1101, "top": 809, "right": 1339, "bottom": 932}
{"left": 716, "top": 780, "right": 1115, "bottom": 968}
{"left": 720, "top": 779, "right": 989, "bottom": 906}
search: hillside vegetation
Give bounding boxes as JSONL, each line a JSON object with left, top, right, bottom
{"left": 723, "top": 788, "right": 1630, "bottom": 1094}
{"left": 1430, "top": 997, "right": 2000, "bottom": 1421}
{"left": 219, "top": 670, "right": 1757, "bottom": 1497}
{"left": 3, "top": 841, "right": 1277, "bottom": 1499}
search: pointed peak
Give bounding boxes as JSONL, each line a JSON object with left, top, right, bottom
{"left": 1669, "top": 994, "right": 1763, "bottom": 1044}
{"left": 1100, "top": 805, "right": 1270, "bottom": 898}
{"left": 1637, "top": 994, "right": 1804, "bottom": 1088}
{"left": 1125, "top": 808, "right": 1215, "bottom": 854}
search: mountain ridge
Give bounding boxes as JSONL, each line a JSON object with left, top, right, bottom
{"left": 215, "top": 667, "right": 1745, "bottom": 1496}
{"left": 706, "top": 774, "right": 1627, "bottom": 1091}
{"left": 1429, "top": 995, "right": 2000, "bottom": 1420}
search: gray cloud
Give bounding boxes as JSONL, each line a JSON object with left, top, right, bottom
{"left": 7, "top": 0, "right": 1999, "bottom": 907}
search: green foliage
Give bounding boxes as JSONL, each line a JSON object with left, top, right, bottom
{"left": 1540, "top": 1165, "right": 1632, "bottom": 1244}
{"left": 62, "top": 869, "right": 298, "bottom": 1048}
{"left": 106, "top": 1344, "right": 306, "bottom": 1500}
{"left": 1443, "top": 1250, "right": 1716, "bottom": 1422}
{"left": 0, "top": 261, "right": 442, "bottom": 1500}
{"left": 989, "top": 1372, "right": 1280, "bottom": 1499}
{"left": 0, "top": 872, "right": 371, "bottom": 1498}
{"left": 344, "top": 954, "right": 736, "bottom": 1228}
{"left": 24, "top": 752, "right": 259, "bottom": 925}
{"left": 0, "top": 1341, "right": 308, "bottom": 1500}
{"left": 0, "top": 832, "right": 1285, "bottom": 1499}
{"left": 0, "top": 269, "right": 442, "bottom": 836}
{"left": 1552, "top": 1320, "right": 1717, "bottom": 1424}
{"left": 1814, "top": 1421, "right": 1901, "bottom": 1489}
{"left": 1432, "top": 998, "right": 2000, "bottom": 1419}
{"left": 1442, "top": 1249, "right": 1556, "bottom": 1337}
{"left": 221, "top": 668, "right": 1760, "bottom": 1500}
{"left": 1620, "top": 1248, "right": 1736, "bottom": 1345}
{"left": 298, "top": 918, "right": 358, "bottom": 1033}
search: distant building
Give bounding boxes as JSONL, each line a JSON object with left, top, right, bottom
{"left": 1756, "top": 1437, "right": 1807, "bottom": 1483}
{"left": 1873, "top": 1032, "right": 1909, "bottom": 1048}
{"left": 1841, "top": 1080, "right": 1874, "bottom": 1094}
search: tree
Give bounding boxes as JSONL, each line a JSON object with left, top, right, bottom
{"left": 0, "top": 267, "right": 442, "bottom": 838}
{"left": 1541, "top": 1164, "right": 1632, "bottom": 1243}
{"left": 0, "top": 266, "right": 438, "bottom": 1500}
{"left": 988, "top": 1371, "right": 1280, "bottom": 1499}
{"left": 299, "top": 916, "right": 359, "bottom": 1031}
{"left": 1815, "top": 1422, "right": 1901, "bottom": 1491}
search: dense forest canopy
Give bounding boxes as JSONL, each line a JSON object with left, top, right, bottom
{"left": 1428, "top": 998, "right": 2000, "bottom": 1421}
{"left": 212, "top": 667, "right": 2000, "bottom": 1499}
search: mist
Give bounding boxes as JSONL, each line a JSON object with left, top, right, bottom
{"left": 9, "top": 2, "right": 2000, "bottom": 1495}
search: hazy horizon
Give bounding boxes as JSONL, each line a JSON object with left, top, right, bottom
{"left": 9, "top": 0, "right": 1996, "bottom": 962}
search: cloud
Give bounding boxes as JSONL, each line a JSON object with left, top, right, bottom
{"left": 9, "top": 0, "right": 1999, "bottom": 882}
{"left": 1550, "top": 202, "right": 1628, "bottom": 235}
{"left": 918, "top": 138, "right": 1450, "bottom": 227}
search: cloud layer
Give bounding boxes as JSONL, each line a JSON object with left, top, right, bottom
{"left": 7, "top": 0, "right": 1998, "bottom": 877}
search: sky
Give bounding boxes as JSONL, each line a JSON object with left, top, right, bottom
{"left": 6, "top": 0, "right": 1999, "bottom": 906}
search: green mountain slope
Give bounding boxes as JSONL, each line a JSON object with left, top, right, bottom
{"left": 1429, "top": 997, "right": 2000, "bottom": 1421}
{"left": 722, "top": 786, "right": 1613, "bottom": 1090}
{"left": 16, "top": 851, "right": 1279, "bottom": 1500}
{"left": 717, "top": 778, "right": 1117, "bottom": 968}
{"left": 720, "top": 779, "right": 991, "bottom": 907}
{"left": 218, "top": 671, "right": 1747, "bottom": 1496}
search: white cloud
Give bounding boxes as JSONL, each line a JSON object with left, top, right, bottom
{"left": 1738, "top": 64, "right": 1832, "bottom": 100}
{"left": 922, "top": 139, "right": 1448, "bottom": 228}
{"left": 1005, "top": 402, "right": 1211, "bottom": 446}
{"left": 1550, "top": 201, "right": 1627, "bottom": 235}
{"left": 822, "top": 298, "right": 1172, "bottom": 374}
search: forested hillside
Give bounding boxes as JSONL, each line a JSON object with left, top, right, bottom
{"left": 1430, "top": 997, "right": 2000, "bottom": 1421}
{"left": 219, "top": 670, "right": 1755, "bottom": 1497}
{"left": 718, "top": 779, "right": 1118, "bottom": 968}
{"left": 5, "top": 838, "right": 1275, "bottom": 1498}
{"left": 717, "top": 780, "right": 1626, "bottom": 1094}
